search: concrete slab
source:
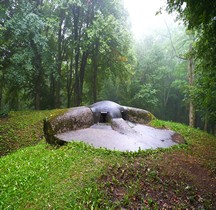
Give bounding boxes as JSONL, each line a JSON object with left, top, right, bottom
{"left": 56, "top": 121, "right": 179, "bottom": 152}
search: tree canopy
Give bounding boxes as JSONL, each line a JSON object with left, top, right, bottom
{"left": 0, "top": 0, "right": 133, "bottom": 110}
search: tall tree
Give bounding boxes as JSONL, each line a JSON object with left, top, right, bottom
{"left": 126, "top": 26, "right": 189, "bottom": 123}
{"left": 0, "top": 0, "right": 133, "bottom": 110}
{"left": 2, "top": 0, "right": 47, "bottom": 110}
{"left": 166, "top": 0, "right": 216, "bottom": 133}
{"left": 165, "top": 20, "right": 195, "bottom": 126}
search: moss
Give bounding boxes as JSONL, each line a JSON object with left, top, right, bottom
{"left": 127, "top": 108, "right": 155, "bottom": 124}
{"left": 43, "top": 107, "right": 94, "bottom": 145}
{"left": 45, "top": 109, "right": 68, "bottom": 122}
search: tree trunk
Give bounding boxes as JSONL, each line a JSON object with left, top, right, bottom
{"left": 66, "top": 57, "right": 74, "bottom": 108}
{"left": 55, "top": 14, "right": 64, "bottom": 108}
{"left": 162, "top": 83, "right": 171, "bottom": 119}
{"left": 188, "top": 44, "right": 195, "bottom": 127}
{"left": 204, "top": 113, "right": 208, "bottom": 131}
{"left": 74, "top": 51, "right": 80, "bottom": 106}
{"left": 49, "top": 73, "right": 55, "bottom": 109}
{"left": 73, "top": 6, "right": 81, "bottom": 106}
{"left": 92, "top": 41, "right": 99, "bottom": 102}
{"left": 30, "top": 36, "right": 43, "bottom": 110}
{"left": 93, "top": 61, "right": 98, "bottom": 103}
{"left": 79, "top": 51, "right": 89, "bottom": 104}
{"left": 35, "top": 84, "right": 40, "bottom": 110}
{"left": 34, "top": 57, "right": 42, "bottom": 110}
{"left": 9, "top": 89, "right": 19, "bottom": 110}
{"left": 189, "top": 101, "right": 195, "bottom": 127}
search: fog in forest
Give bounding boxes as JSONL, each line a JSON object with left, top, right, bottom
{"left": 0, "top": 0, "right": 215, "bottom": 133}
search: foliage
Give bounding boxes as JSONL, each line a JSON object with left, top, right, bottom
{"left": 0, "top": 0, "right": 133, "bottom": 110}
{"left": 166, "top": 0, "right": 215, "bottom": 29}
{"left": 127, "top": 27, "right": 189, "bottom": 122}
{"left": 166, "top": 0, "right": 216, "bottom": 131}
{"left": 1, "top": 0, "right": 215, "bottom": 132}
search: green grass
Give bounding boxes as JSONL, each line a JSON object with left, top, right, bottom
{"left": 0, "top": 112, "right": 216, "bottom": 209}
{"left": 0, "top": 110, "right": 64, "bottom": 156}
{"left": 150, "top": 119, "right": 216, "bottom": 173}
{"left": 0, "top": 141, "right": 124, "bottom": 209}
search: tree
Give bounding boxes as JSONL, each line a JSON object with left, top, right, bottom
{"left": 1, "top": 0, "right": 47, "bottom": 110}
{"left": 0, "top": 0, "right": 133, "bottom": 111}
{"left": 164, "top": 20, "right": 195, "bottom": 126}
{"left": 166, "top": 0, "right": 216, "bottom": 133}
{"left": 80, "top": 0, "right": 134, "bottom": 105}
{"left": 126, "top": 25, "right": 189, "bottom": 123}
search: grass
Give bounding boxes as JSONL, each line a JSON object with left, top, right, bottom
{"left": 0, "top": 112, "right": 216, "bottom": 209}
{"left": 0, "top": 110, "right": 64, "bottom": 156}
{"left": 0, "top": 141, "right": 124, "bottom": 209}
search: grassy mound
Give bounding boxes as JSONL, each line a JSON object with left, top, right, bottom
{"left": 98, "top": 121, "right": 216, "bottom": 209}
{"left": 0, "top": 110, "right": 64, "bottom": 156}
{"left": 0, "top": 111, "right": 216, "bottom": 209}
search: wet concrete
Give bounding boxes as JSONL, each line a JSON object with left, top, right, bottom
{"left": 56, "top": 119, "right": 179, "bottom": 152}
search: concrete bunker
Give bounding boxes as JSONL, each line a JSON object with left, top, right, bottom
{"left": 90, "top": 101, "right": 127, "bottom": 123}
{"left": 43, "top": 100, "right": 185, "bottom": 151}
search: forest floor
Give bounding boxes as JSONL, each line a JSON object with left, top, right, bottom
{"left": 0, "top": 110, "right": 216, "bottom": 209}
